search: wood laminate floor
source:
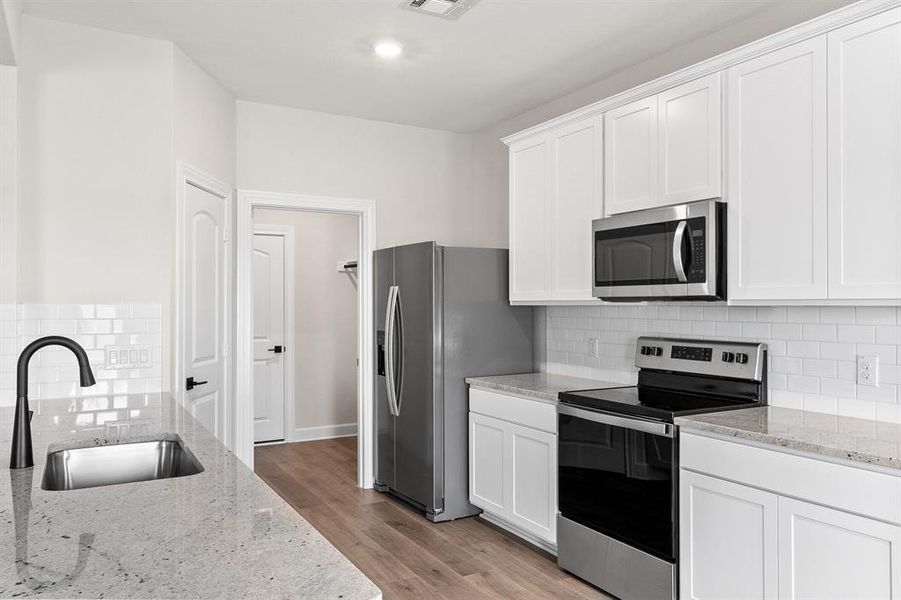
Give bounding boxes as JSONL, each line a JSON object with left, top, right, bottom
{"left": 254, "top": 437, "right": 611, "bottom": 600}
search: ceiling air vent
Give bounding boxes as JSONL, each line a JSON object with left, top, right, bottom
{"left": 400, "top": 0, "right": 479, "bottom": 20}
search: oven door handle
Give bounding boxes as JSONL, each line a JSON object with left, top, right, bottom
{"left": 558, "top": 404, "right": 675, "bottom": 438}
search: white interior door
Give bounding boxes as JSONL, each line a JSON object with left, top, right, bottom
{"left": 253, "top": 232, "right": 287, "bottom": 442}
{"left": 182, "top": 182, "right": 227, "bottom": 442}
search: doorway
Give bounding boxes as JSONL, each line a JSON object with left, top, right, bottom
{"left": 236, "top": 191, "right": 376, "bottom": 488}
{"left": 252, "top": 210, "right": 360, "bottom": 446}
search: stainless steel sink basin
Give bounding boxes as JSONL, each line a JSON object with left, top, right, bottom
{"left": 41, "top": 436, "right": 204, "bottom": 491}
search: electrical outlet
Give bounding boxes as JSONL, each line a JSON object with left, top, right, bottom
{"left": 857, "top": 355, "right": 879, "bottom": 387}
{"left": 588, "top": 337, "right": 599, "bottom": 358}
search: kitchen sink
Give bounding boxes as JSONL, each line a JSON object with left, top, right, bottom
{"left": 41, "top": 435, "right": 204, "bottom": 491}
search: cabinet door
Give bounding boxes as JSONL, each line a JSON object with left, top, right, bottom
{"left": 827, "top": 8, "right": 901, "bottom": 300}
{"left": 778, "top": 497, "right": 901, "bottom": 600}
{"left": 658, "top": 73, "right": 722, "bottom": 205}
{"left": 551, "top": 115, "right": 603, "bottom": 301}
{"left": 509, "top": 136, "right": 552, "bottom": 302}
{"left": 605, "top": 96, "right": 658, "bottom": 215}
{"left": 680, "top": 470, "right": 778, "bottom": 600}
{"left": 726, "top": 38, "right": 827, "bottom": 300}
{"left": 469, "top": 413, "right": 507, "bottom": 514}
{"left": 508, "top": 422, "right": 557, "bottom": 544}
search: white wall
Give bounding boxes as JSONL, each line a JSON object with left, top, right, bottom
{"left": 0, "top": 64, "right": 15, "bottom": 306}
{"left": 18, "top": 16, "right": 173, "bottom": 304}
{"left": 174, "top": 47, "right": 236, "bottom": 186}
{"left": 253, "top": 208, "right": 359, "bottom": 438}
{"left": 237, "top": 101, "right": 476, "bottom": 249}
{"left": 14, "top": 16, "right": 237, "bottom": 403}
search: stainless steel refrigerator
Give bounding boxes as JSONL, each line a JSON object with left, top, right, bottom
{"left": 374, "top": 242, "right": 533, "bottom": 522}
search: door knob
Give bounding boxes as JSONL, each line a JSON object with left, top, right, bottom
{"left": 186, "top": 376, "right": 208, "bottom": 391}
{"left": 267, "top": 345, "right": 284, "bottom": 354}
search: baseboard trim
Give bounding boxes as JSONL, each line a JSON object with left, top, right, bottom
{"left": 290, "top": 422, "right": 358, "bottom": 443}
{"left": 478, "top": 511, "right": 558, "bottom": 556}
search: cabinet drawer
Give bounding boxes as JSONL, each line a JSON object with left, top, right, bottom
{"left": 682, "top": 432, "right": 901, "bottom": 525}
{"left": 469, "top": 388, "right": 556, "bottom": 435}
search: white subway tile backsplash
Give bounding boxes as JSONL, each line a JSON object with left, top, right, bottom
{"left": 96, "top": 304, "right": 131, "bottom": 319}
{"left": 0, "top": 303, "right": 163, "bottom": 406}
{"left": 787, "top": 306, "right": 820, "bottom": 323}
{"left": 772, "top": 323, "right": 803, "bottom": 340}
{"left": 875, "top": 326, "right": 901, "bottom": 345}
{"left": 819, "top": 306, "right": 856, "bottom": 324}
{"left": 820, "top": 342, "right": 856, "bottom": 361}
{"left": 787, "top": 341, "right": 820, "bottom": 359}
{"left": 836, "top": 324, "right": 876, "bottom": 344}
{"left": 772, "top": 356, "right": 803, "bottom": 375}
{"left": 802, "top": 359, "right": 837, "bottom": 378}
{"left": 802, "top": 323, "right": 836, "bottom": 342}
{"left": 855, "top": 307, "right": 897, "bottom": 325}
{"left": 546, "top": 304, "right": 901, "bottom": 424}
{"left": 742, "top": 322, "right": 771, "bottom": 339}
{"left": 716, "top": 321, "right": 742, "bottom": 337}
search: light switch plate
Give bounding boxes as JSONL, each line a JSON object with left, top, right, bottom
{"left": 857, "top": 355, "right": 878, "bottom": 387}
{"left": 588, "top": 338, "right": 599, "bottom": 358}
{"left": 105, "top": 344, "right": 152, "bottom": 370}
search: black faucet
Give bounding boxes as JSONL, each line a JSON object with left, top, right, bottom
{"left": 11, "top": 336, "right": 96, "bottom": 469}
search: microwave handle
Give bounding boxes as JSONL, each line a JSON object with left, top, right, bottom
{"left": 672, "top": 220, "right": 688, "bottom": 283}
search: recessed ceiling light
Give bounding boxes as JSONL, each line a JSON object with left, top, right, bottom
{"left": 373, "top": 40, "right": 403, "bottom": 59}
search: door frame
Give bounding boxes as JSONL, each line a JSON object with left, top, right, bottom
{"left": 252, "top": 224, "right": 296, "bottom": 443}
{"left": 236, "top": 189, "right": 376, "bottom": 488}
{"left": 174, "top": 163, "right": 233, "bottom": 445}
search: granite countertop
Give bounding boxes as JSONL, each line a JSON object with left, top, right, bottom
{"left": 0, "top": 393, "right": 381, "bottom": 599}
{"left": 465, "top": 372, "right": 626, "bottom": 403}
{"left": 677, "top": 406, "right": 901, "bottom": 471}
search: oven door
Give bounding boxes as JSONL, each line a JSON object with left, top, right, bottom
{"left": 558, "top": 404, "right": 677, "bottom": 562}
{"left": 592, "top": 200, "right": 722, "bottom": 300}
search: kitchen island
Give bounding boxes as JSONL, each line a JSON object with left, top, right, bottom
{"left": 0, "top": 392, "right": 381, "bottom": 599}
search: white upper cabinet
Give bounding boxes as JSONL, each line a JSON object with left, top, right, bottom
{"left": 726, "top": 37, "right": 828, "bottom": 301}
{"left": 551, "top": 116, "right": 603, "bottom": 301}
{"left": 508, "top": 115, "right": 602, "bottom": 304}
{"left": 605, "top": 74, "right": 722, "bottom": 216}
{"left": 827, "top": 8, "right": 901, "bottom": 300}
{"left": 509, "top": 136, "right": 552, "bottom": 302}
{"left": 604, "top": 96, "right": 658, "bottom": 214}
{"left": 659, "top": 73, "right": 722, "bottom": 205}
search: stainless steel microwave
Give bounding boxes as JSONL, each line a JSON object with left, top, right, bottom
{"left": 592, "top": 200, "right": 725, "bottom": 301}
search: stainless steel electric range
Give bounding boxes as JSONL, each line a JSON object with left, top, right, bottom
{"left": 556, "top": 336, "right": 768, "bottom": 600}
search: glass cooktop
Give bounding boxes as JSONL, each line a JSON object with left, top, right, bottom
{"left": 558, "top": 385, "right": 758, "bottom": 423}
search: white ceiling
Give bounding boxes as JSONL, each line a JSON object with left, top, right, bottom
{"left": 22, "top": 0, "right": 851, "bottom": 132}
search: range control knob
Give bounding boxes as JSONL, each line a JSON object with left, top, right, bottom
{"left": 722, "top": 351, "right": 735, "bottom": 363}
{"left": 653, "top": 346, "right": 663, "bottom": 356}
{"left": 735, "top": 353, "right": 749, "bottom": 365}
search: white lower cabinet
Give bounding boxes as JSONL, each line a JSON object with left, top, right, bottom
{"left": 468, "top": 388, "right": 557, "bottom": 550}
{"left": 681, "top": 470, "right": 778, "bottom": 600}
{"left": 680, "top": 433, "right": 901, "bottom": 600}
{"left": 508, "top": 422, "right": 556, "bottom": 542}
{"left": 469, "top": 413, "right": 507, "bottom": 514}
{"left": 777, "top": 498, "right": 901, "bottom": 600}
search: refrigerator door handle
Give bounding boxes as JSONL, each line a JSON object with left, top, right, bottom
{"left": 384, "top": 285, "right": 399, "bottom": 416}
{"left": 394, "top": 287, "right": 404, "bottom": 415}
